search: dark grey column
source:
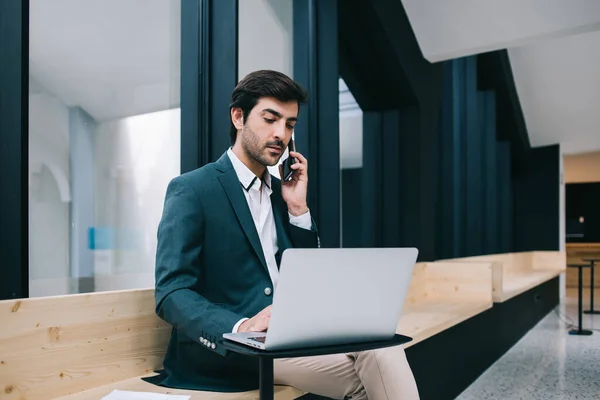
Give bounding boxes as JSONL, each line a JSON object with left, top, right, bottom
{"left": 480, "top": 91, "right": 498, "bottom": 254}
{"left": 0, "top": 0, "right": 29, "bottom": 299}
{"left": 513, "top": 145, "right": 560, "bottom": 251}
{"left": 497, "top": 141, "right": 513, "bottom": 253}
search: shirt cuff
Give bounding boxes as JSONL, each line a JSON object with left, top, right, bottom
{"left": 232, "top": 317, "right": 249, "bottom": 333}
{"left": 288, "top": 210, "right": 312, "bottom": 230}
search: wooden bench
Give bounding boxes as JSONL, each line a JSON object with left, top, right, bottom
{"left": 0, "top": 290, "right": 304, "bottom": 400}
{"left": 1, "top": 261, "right": 496, "bottom": 399}
{"left": 440, "top": 251, "right": 566, "bottom": 302}
{"left": 397, "top": 261, "right": 494, "bottom": 347}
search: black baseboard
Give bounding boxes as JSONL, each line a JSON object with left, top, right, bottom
{"left": 299, "top": 277, "right": 559, "bottom": 400}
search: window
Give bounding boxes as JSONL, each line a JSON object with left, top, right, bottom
{"left": 28, "top": 0, "right": 181, "bottom": 296}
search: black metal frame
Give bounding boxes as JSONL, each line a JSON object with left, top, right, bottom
{"left": 180, "top": 0, "right": 202, "bottom": 173}
{"left": 293, "top": 0, "right": 340, "bottom": 248}
{"left": 181, "top": 0, "right": 238, "bottom": 173}
{"left": 0, "top": 0, "right": 29, "bottom": 300}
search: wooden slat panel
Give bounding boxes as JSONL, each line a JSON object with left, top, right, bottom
{"left": 0, "top": 289, "right": 171, "bottom": 400}
{"left": 396, "top": 261, "right": 494, "bottom": 347}
{"left": 531, "top": 251, "right": 566, "bottom": 271}
{"left": 439, "top": 251, "right": 565, "bottom": 302}
{"left": 419, "top": 262, "right": 493, "bottom": 303}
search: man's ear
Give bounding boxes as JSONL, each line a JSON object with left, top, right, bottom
{"left": 231, "top": 107, "right": 244, "bottom": 130}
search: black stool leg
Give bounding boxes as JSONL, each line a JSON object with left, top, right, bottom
{"left": 570, "top": 266, "right": 593, "bottom": 336}
{"left": 584, "top": 261, "right": 600, "bottom": 314}
{"left": 259, "top": 357, "right": 274, "bottom": 400}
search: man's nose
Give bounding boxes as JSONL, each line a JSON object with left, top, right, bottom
{"left": 273, "top": 122, "right": 286, "bottom": 140}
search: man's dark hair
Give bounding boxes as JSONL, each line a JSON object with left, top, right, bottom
{"left": 229, "top": 70, "right": 308, "bottom": 145}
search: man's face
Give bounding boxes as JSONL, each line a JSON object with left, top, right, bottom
{"left": 237, "top": 97, "right": 298, "bottom": 167}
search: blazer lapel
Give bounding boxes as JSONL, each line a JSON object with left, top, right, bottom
{"left": 216, "top": 154, "right": 268, "bottom": 272}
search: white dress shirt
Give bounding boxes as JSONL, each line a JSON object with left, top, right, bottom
{"left": 227, "top": 149, "right": 312, "bottom": 332}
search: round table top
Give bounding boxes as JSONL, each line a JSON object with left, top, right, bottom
{"left": 567, "top": 263, "right": 593, "bottom": 268}
{"left": 582, "top": 258, "right": 600, "bottom": 262}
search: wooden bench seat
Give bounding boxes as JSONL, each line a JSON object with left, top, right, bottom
{"left": 2, "top": 260, "right": 496, "bottom": 399}
{"left": 441, "top": 251, "right": 566, "bottom": 302}
{"left": 397, "top": 262, "right": 494, "bottom": 347}
{"left": 0, "top": 290, "right": 304, "bottom": 400}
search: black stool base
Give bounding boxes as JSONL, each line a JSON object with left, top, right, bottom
{"left": 583, "top": 310, "right": 600, "bottom": 315}
{"left": 569, "top": 329, "right": 593, "bottom": 336}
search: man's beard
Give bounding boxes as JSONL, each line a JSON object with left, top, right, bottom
{"left": 241, "top": 125, "right": 284, "bottom": 167}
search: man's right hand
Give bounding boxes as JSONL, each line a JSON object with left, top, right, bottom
{"left": 238, "top": 305, "right": 272, "bottom": 332}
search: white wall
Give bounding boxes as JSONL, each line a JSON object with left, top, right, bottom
{"left": 28, "top": 89, "right": 72, "bottom": 297}
{"left": 564, "top": 151, "right": 600, "bottom": 183}
{"left": 93, "top": 109, "right": 181, "bottom": 291}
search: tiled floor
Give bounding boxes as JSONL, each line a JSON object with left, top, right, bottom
{"left": 455, "top": 288, "right": 600, "bottom": 400}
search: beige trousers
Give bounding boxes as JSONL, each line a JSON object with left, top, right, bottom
{"left": 273, "top": 345, "right": 420, "bottom": 400}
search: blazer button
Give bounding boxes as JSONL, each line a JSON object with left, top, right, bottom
{"left": 264, "top": 287, "right": 272, "bottom": 296}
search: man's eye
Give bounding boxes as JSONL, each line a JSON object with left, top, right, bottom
{"left": 287, "top": 124, "right": 294, "bottom": 130}
{"left": 264, "top": 118, "right": 275, "bottom": 123}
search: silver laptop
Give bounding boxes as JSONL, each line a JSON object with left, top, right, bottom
{"left": 223, "top": 247, "right": 418, "bottom": 351}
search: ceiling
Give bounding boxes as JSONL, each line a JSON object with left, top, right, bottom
{"left": 29, "top": 0, "right": 180, "bottom": 122}
{"left": 508, "top": 31, "right": 600, "bottom": 154}
{"left": 400, "top": 0, "right": 600, "bottom": 154}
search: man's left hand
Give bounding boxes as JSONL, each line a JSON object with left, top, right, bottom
{"left": 279, "top": 151, "right": 309, "bottom": 216}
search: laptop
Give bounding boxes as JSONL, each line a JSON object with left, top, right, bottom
{"left": 223, "top": 247, "right": 418, "bottom": 351}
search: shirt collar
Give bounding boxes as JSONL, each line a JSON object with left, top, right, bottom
{"left": 227, "top": 148, "right": 272, "bottom": 192}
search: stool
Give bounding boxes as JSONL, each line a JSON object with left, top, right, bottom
{"left": 567, "top": 263, "right": 593, "bottom": 336}
{"left": 582, "top": 258, "right": 600, "bottom": 315}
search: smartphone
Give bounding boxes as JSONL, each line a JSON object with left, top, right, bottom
{"left": 282, "top": 139, "right": 296, "bottom": 181}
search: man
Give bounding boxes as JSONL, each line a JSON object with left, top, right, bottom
{"left": 154, "top": 70, "right": 420, "bottom": 399}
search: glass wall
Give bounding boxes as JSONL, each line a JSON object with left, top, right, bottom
{"left": 238, "top": 0, "right": 294, "bottom": 177}
{"left": 28, "top": 0, "right": 181, "bottom": 296}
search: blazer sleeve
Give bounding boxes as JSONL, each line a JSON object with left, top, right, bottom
{"left": 154, "top": 176, "right": 242, "bottom": 357}
{"left": 288, "top": 218, "right": 320, "bottom": 249}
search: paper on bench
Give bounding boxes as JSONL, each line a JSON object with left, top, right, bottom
{"left": 101, "top": 390, "right": 190, "bottom": 400}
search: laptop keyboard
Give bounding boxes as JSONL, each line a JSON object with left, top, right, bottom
{"left": 249, "top": 336, "right": 266, "bottom": 343}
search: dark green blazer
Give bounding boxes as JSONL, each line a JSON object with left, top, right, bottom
{"left": 153, "top": 151, "right": 319, "bottom": 392}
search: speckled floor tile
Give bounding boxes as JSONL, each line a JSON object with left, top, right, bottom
{"left": 455, "top": 288, "right": 600, "bottom": 400}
